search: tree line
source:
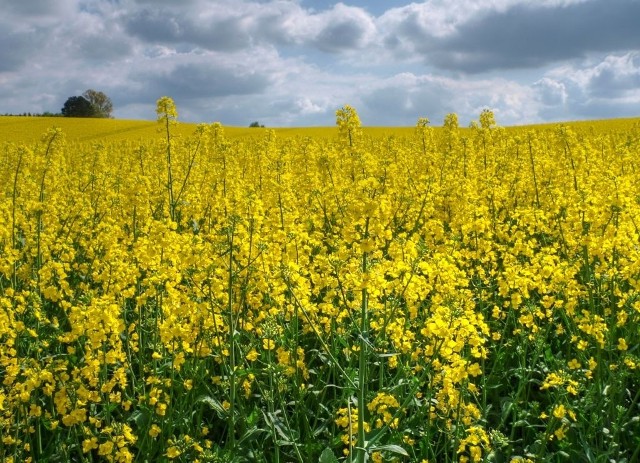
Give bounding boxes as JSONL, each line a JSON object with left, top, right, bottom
{"left": 1, "top": 89, "right": 114, "bottom": 118}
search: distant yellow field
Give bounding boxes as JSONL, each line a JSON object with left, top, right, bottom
{"left": 2, "top": 115, "right": 638, "bottom": 145}
{"left": 0, "top": 116, "right": 341, "bottom": 144}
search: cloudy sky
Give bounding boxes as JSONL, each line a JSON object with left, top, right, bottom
{"left": 1, "top": 0, "right": 639, "bottom": 126}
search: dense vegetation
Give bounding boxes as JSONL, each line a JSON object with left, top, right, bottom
{"left": 1, "top": 100, "right": 639, "bottom": 462}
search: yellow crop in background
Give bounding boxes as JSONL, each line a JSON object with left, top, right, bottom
{"left": 2, "top": 114, "right": 640, "bottom": 145}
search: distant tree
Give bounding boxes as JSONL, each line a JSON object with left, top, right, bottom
{"left": 61, "top": 96, "right": 95, "bottom": 117}
{"left": 249, "top": 121, "right": 265, "bottom": 128}
{"left": 83, "top": 89, "right": 113, "bottom": 118}
{"left": 61, "top": 89, "right": 113, "bottom": 118}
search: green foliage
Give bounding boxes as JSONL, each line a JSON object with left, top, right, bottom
{"left": 83, "top": 89, "right": 113, "bottom": 118}
{"left": 319, "top": 448, "right": 340, "bottom": 463}
{"left": 61, "top": 95, "right": 95, "bottom": 117}
{"left": 61, "top": 89, "right": 113, "bottom": 118}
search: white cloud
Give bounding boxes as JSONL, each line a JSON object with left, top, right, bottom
{"left": 0, "top": 0, "right": 638, "bottom": 125}
{"left": 538, "top": 52, "right": 640, "bottom": 120}
{"left": 358, "top": 72, "right": 541, "bottom": 126}
{"left": 295, "top": 97, "right": 330, "bottom": 115}
{"left": 533, "top": 78, "right": 568, "bottom": 106}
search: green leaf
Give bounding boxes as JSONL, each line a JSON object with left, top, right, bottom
{"left": 544, "top": 347, "right": 554, "bottom": 362}
{"left": 371, "top": 444, "right": 409, "bottom": 456}
{"left": 237, "top": 426, "right": 265, "bottom": 445}
{"left": 319, "top": 447, "right": 339, "bottom": 463}
{"left": 128, "top": 409, "right": 150, "bottom": 428}
{"left": 195, "top": 395, "right": 227, "bottom": 417}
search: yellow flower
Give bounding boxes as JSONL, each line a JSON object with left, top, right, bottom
{"left": 246, "top": 349, "right": 259, "bottom": 361}
{"left": 552, "top": 404, "right": 566, "bottom": 419}
{"left": 166, "top": 446, "right": 181, "bottom": 459}
{"left": 155, "top": 403, "right": 167, "bottom": 416}
{"left": 98, "top": 441, "right": 114, "bottom": 456}
{"left": 567, "top": 358, "right": 581, "bottom": 369}
{"left": 467, "top": 362, "right": 482, "bottom": 377}
{"left": 82, "top": 437, "right": 99, "bottom": 453}
{"left": 469, "top": 445, "right": 482, "bottom": 462}
{"left": 61, "top": 408, "right": 87, "bottom": 427}
{"left": 149, "top": 424, "right": 161, "bottom": 438}
{"left": 262, "top": 338, "right": 275, "bottom": 350}
{"left": 617, "top": 338, "right": 628, "bottom": 351}
{"left": 554, "top": 425, "right": 568, "bottom": 440}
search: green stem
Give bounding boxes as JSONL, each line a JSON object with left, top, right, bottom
{"left": 357, "top": 222, "right": 370, "bottom": 463}
{"left": 227, "top": 224, "right": 236, "bottom": 450}
{"left": 165, "top": 113, "right": 174, "bottom": 221}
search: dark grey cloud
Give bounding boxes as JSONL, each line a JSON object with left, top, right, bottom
{"left": 315, "top": 18, "right": 371, "bottom": 52}
{"left": 122, "top": 9, "right": 183, "bottom": 43}
{"left": 125, "top": 8, "right": 263, "bottom": 52}
{"left": 65, "top": 13, "right": 135, "bottom": 62}
{"left": 122, "top": 2, "right": 376, "bottom": 54}
{"left": 387, "top": 0, "right": 640, "bottom": 73}
{"left": 309, "top": 4, "right": 376, "bottom": 52}
{"left": 76, "top": 34, "right": 134, "bottom": 61}
{"left": 361, "top": 81, "right": 451, "bottom": 125}
{"left": 131, "top": 0, "right": 199, "bottom": 4}
{"left": 0, "top": 31, "right": 37, "bottom": 72}
{"left": 0, "top": 0, "right": 73, "bottom": 16}
{"left": 160, "top": 63, "right": 270, "bottom": 99}
{"left": 128, "top": 61, "right": 271, "bottom": 104}
{"left": 123, "top": 8, "right": 253, "bottom": 52}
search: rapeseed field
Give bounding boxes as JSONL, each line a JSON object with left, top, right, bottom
{"left": 1, "top": 100, "right": 639, "bottom": 462}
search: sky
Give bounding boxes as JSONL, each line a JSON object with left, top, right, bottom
{"left": 1, "top": 0, "right": 639, "bottom": 127}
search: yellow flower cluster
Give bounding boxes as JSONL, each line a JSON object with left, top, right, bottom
{"left": 1, "top": 107, "right": 639, "bottom": 461}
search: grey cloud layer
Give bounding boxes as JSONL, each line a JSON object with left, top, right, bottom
{"left": 122, "top": 2, "right": 375, "bottom": 53}
{"left": 146, "top": 62, "right": 272, "bottom": 100}
{"left": 433, "top": 0, "right": 640, "bottom": 72}
{"left": 0, "top": 0, "right": 638, "bottom": 126}
{"left": 3, "top": 1, "right": 639, "bottom": 71}
{"left": 119, "top": 0, "right": 640, "bottom": 69}
{"left": 381, "top": 0, "right": 640, "bottom": 72}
